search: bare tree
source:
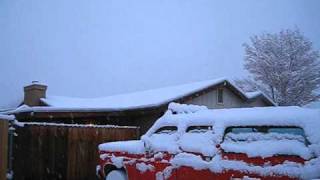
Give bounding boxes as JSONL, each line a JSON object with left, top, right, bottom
{"left": 241, "top": 29, "right": 320, "bottom": 106}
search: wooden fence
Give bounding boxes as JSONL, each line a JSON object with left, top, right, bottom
{"left": 0, "top": 120, "right": 8, "bottom": 180}
{"left": 13, "top": 123, "right": 140, "bottom": 180}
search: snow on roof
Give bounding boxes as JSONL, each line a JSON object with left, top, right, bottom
{"left": 41, "top": 78, "right": 226, "bottom": 109}
{"left": 14, "top": 78, "right": 275, "bottom": 113}
{"left": 244, "top": 91, "right": 262, "bottom": 99}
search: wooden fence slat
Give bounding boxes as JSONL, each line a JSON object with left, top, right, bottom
{"left": 12, "top": 124, "right": 140, "bottom": 179}
{"left": 0, "top": 120, "right": 8, "bottom": 180}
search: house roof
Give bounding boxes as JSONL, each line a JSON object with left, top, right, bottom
{"left": 12, "top": 78, "right": 276, "bottom": 114}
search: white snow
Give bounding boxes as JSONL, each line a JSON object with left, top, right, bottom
{"left": 143, "top": 133, "right": 181, "bottom": 154}
{"left": 12, "top": 78, "right": 274, "bottom": 114}
{"left": 136, "top": 162, "right": 154, "bottom": 173}
{"left": 25, "top": 80, "right": 47, "bottom": 87}
{"left": 140, "top": 105, "right": 320, "bottom": 157}
{"left": 146, "top": 105, "right": 320, "bottom": 178}
{"left": 305, "top": 101, "right": 320, "bottom": 109}
{"left": 236, "top": 176, "right": 261, "bottom": 180}
{"left": 224, "top": 132, "right": 306, "bottom": 143}
{"left": 99, "top": 140, "right": 145, "bottom": 154}
{"left": 170, "top": 152, "right": 208, "bottom": 170}
{"left": 99, "top": 104, "right": 320, "bottom": 179}
{"left": 105, "top": 170, "right": 127, "bottom": 180}
{"left": 244, "top": 91, "right": 262, "bottom": 99}
{"left": 111, "top": 156, "right": 124, "bottom": 168}
{"left": 21, "top": 122, "right": 137, "bottom": 129}
{"left": 155, "top": 166, "right": 175, "bottom": 180}
{"left": 96, "top": 165, "right": 101, "bottom": 176}
{"left": 0, "top": 114, "right": 15, "bottom": 121}
{"left": 179, "top": 129, "right": 217, "bottom": 156}
{"left": 168, "top": 102, "right": 208, "bottom": 114}
{"left": 170, "top": 152, "right": 320, "bottom": 179}
{"left": 221, "top": 140, "right": 312, "bottom": 159}
{"left": 153, "top": 152, "right": 164, "bottom": 160}
{"left": 40, "top": 78, "right": 226, "bottom": 109}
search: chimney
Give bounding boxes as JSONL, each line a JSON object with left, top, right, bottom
{"left": 23, "top": 81, "right": 47, "bottom": 107}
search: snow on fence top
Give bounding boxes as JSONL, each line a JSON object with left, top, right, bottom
{"left": 21, "top": 122, "right": 138, "bottom": 129}
{"left": 0, "top": 114, "right": 15, "bottom": 121}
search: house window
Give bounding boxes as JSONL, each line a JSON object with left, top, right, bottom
{"left": 217, "top": 88, "right": 224, "bottom": 104}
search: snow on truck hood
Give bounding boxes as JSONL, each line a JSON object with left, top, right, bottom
{"left": 99, "top": 140, "right": 145, "bottom": 154}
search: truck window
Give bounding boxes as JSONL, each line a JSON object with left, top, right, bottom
{"left": 186, "top": 126, "right": 213, "bottom": 133}
{"left": 154, "top": 126, "right": 178, "bottom": 134}
{"left": 224, "top": 126, "right": 308, "bottom": 145}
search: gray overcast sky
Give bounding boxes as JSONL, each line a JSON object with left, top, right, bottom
{"left": 1, "top": 0, "right": 320, "bottom": 109}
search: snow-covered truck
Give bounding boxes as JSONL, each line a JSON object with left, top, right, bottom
{"left": 97, "top": 103, "right": 320, "bottom": 180}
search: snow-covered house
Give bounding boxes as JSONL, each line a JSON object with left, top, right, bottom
{"left": 12, "top": 78, "right": 275, "bottom": 133}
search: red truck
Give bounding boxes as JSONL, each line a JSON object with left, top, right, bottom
{"left": 97, "top": 106, "right": 320, "bottom": 180}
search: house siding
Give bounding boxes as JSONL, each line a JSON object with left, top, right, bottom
{"left": 183, "top": 86, "right": 250, "bottom": 109}
{"left": 248, "top": 98, "right": 269, "bottom": 107}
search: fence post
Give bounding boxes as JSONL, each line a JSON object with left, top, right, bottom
{"left": 6, "top": 125, "right": 15, "bottom": 180}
